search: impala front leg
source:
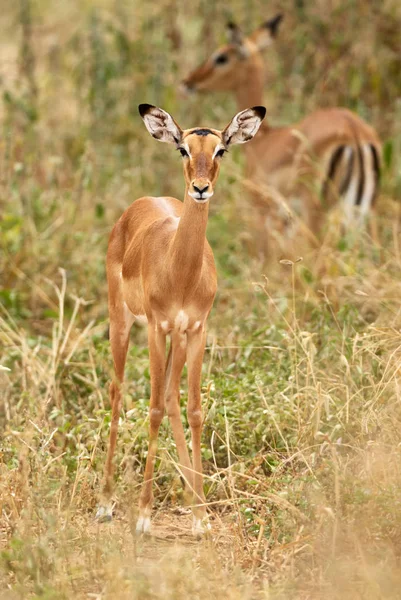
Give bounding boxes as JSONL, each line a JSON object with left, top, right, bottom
{"left": 186, "top": 328, "right": 210, "bottom": 537}
{"left": 165, "top": 332, "right": 194, "bottom": 500}
{"left": 136, "top": 323, "right": 166, "bottom": 534}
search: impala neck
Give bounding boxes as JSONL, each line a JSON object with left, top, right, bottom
{"left": 169, "top": 188, "right": 209, "bottom": 287}
{"left": 235, "top": 58, "right": 270, "bottom": 160}
{"left": 236, "top": 59, "right": 268, "bottom": 125}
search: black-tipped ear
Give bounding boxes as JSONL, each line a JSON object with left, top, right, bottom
{"left": 226, "top": 21, "right": 244, "bottom": 47}
{"left": 138, "top": 103, "right": 155, "bottom": 118}
{"left": 139, "top": 104, "right": 183, "bottom": 145}
{"left": 226, "top": 21, "right": 237, "bottom": 32}
{"left": 263, "top": 13, "right": 283, "bottom": 37}
{"left": 249, "top": 14, "right": 282, "bottom": 50}
{"left": 222, "top": 106, "right": 266, "bottom": 146}
{"left": 251, "top": 106, "right": 267, "bottom": 120}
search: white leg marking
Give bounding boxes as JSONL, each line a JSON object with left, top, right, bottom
{"left": 192, "top": 515, "right": 212, "bottom": 537}
{"left": 192, "top": 320, "right": 202, "bottom": 331}
{"left": 136, "top": 516, "right": 151, "bottom": 534}
{"left": 136, "top": 509, "right": 152, "bottom": 534}
{"left": 160, "top": 320, "right": 170, "bottom": 333}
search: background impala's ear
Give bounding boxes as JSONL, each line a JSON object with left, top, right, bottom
{"left": 226, "top": 21, "right": 244, "bottom": 46}
{"left": 226, "top": 22, "right": 249, "bottom": 58}
{"left": 138, "top": 104, "right": 183, "bottom": 144}
{"left": 249, "top": 13, "right": 284, "bottom": 50}
{"left": 222, "top": 106, "right": 266, "bottom": 146}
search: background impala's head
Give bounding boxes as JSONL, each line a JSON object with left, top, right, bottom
{"left": 139, "top": 104, "right": 266, "bottom": 202}
{"left": 180, "top": 14, "right": 283, "bottom": 95}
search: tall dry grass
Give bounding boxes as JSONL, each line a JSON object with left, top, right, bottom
{"left": 1, "top": 0, "right": 401, "bottom": 598}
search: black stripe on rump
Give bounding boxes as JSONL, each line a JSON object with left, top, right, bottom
{"left": 370, "top": 144, "right": 380, "bottom": 181}
{"left": 370, "top": 144, "right": 381, "bottom": 197}
{"left": 366, "top": 143, "right": 381, "bottom": 208}
{"left": 322, "top": 145, "right": 345, "bottom": 201}
{"left": 355, "top": 145, "right": 365, "bottom": 206}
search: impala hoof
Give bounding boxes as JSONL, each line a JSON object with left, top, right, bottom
{"left": 192, "top": 516, "right": 211, "bottom": 538}
{"left": 96, "top": 505, "right": 113, "bottom": 523}
{"left": 136, "top": 514, "right": 151, "bottom": 535}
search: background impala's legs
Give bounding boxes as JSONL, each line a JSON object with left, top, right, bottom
{"left": 164, "top": 332, "right": 194, "bottom": 501}
{"left": 136, "top": 324, "right": 166, "bottom": 534}
{"left": 97, "top": 285, "right": 134, "bottom": 521}
{"left": 369, "top": 208, "right": 380, "bottom": 247}
{"left": 186, "top": 328, "right": 209, "bottom": 536}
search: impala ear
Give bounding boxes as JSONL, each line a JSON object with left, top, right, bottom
{"left": 250, "top": 13, "right": 284, "bottom": 50}
{"left": 226, "top": 22, "right": 249, "bottom": 58}
{"left": 138, "top": 104, "right": 183, "bottom": 145}
{"left": 226, "top": 22, "right": 244, "bottom": 46}
{"left": 222, "top": 106, "right": 266, "bottom": 146}
{"left": 264, "top": 13, "right": 284, "bottom": 37}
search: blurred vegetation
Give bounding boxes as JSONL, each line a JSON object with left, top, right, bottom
{"left": 1, "top": 0, "right": 401, "bottom": 598}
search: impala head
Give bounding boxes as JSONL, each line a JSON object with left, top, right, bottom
{"left": 139, "top": 104, "right": 266, "bottom": 202}
{"left": 180, "top": 14, "right": 283, "bottom": 95}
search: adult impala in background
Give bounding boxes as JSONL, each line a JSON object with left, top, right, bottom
{"left": 181, "top": 15, "right": 381, "bottom": 255}
{"left": 96, "top": 103, "right": 266, "bottom": 536}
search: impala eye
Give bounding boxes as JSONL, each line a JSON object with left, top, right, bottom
{"left": 178, "top": 147, "right": 189, "bottom": 158}
{"left": 215, "top": 54, "right": 228, "bottom": 65}
{"left": 215, "top": 148, "right": 226, "bottom": 158}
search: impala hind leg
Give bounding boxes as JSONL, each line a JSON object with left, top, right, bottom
{"left": 136, "top": 325, "right": 166, "bottom": 534}
{"left": 186, "top": 329, "right": 210, "bottom": 537}
{"left": 165, "top": 332, "right": 194, "bottom": 502}
{"left": 97, "top": 301, "right": 134, "bottom": 522}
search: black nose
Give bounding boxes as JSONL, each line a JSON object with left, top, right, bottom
{"left": 193, "top": 184, "right": 209, "bottom": 195}
{"left": 180, "top": 81, "right": 195, "bottom": 96}
{"left": 182, "top": 81, "right": 194, "bottom": 91}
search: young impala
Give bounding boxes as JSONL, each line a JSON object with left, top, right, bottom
{"left": 96, "top": 103, "right": 266, "bottom": 535}
{"left": 181, "top": 15, "right": 381, "bottom": 254}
